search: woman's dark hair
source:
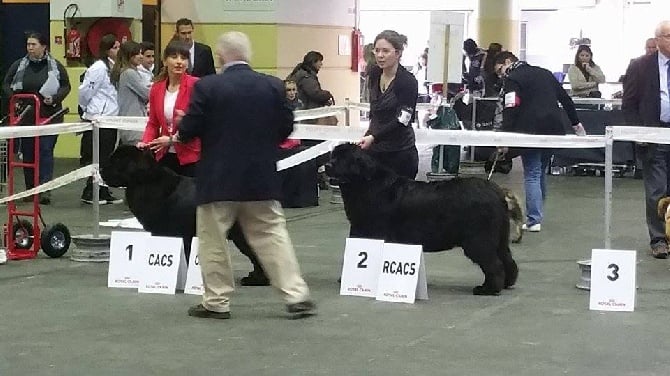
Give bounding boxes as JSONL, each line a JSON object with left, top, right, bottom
{"left": 574, "top": 44, "right": 595, "bottom": 80}
{"left": 111, "top": 40, "right": 141, "bottom": 87}
{"left": 494, "top": 51, "right": 518, "bottom": 65}
{"left": 98, "top": 34, "right": 118, "bottom": 72}
{"left": 463, "top": 38, "right": 478, "bottom": 55}
{"left": 373, "top": 30, "right": 408, "bottom": 53}
{"left": 154, "top": 40, "right": 191, "bottom": 82}
{"left": 484, "top": 43, "right": 503, "bottom": 74}
{"left": 24, "top": 31, "right": 49, "bottom": 47}
{"left": 288, "top": 50, "right": 324, "bottom": 77}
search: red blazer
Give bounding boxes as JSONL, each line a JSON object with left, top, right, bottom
{"left": 142, "top": 74, "right": 201, "bottom": 165}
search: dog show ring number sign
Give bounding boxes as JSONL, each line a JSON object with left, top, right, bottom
{"left": 375, "top": 243, "right": 428, "bottom": 304}
{"left": 138, "top": 236, "right": 188, "bottom": 295}
{"left": 589, "top": 249, "right": 636, "bottom": 312}
{"left": 184, "top": 238, "right": 203, "bottom": 295}
{"left": 340, "top": 238, "right": 384, "bottom": 298}
{"left": 108, "top": 231, "right": 150, "bottom": 289}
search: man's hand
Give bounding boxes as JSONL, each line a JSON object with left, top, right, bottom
{"left": 357, "top": 135, "right": 374, "bottom": 150}
{"left": 573, "top": 123, "right": 586, "bottom": 136}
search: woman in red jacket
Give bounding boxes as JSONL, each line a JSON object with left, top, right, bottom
{"left": 139, "top": 41, "right": 200, "bottom": 177}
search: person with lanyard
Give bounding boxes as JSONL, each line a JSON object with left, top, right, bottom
{"left": 358, "top": 29, "right": 419, "bottom": 179}
{"left": 2, "top": 31, "right": 71, "bottom": 205}
{"left": 137, "top": 41, "right": 199, "bottom": 177}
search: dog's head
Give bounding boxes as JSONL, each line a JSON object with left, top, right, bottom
{"left": 325, "top": 143, "right": 383, "bottom": 183}
{"left": 101, "top": 145, "right": 157, "bottom": 187}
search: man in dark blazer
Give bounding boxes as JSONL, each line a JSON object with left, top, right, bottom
{"left": 167, "top": 31, "right": 315, "bottom": 320}
{"left": 623, "top": 20, "right": 670, "bottom": 259}
{"left": 175, "top": 18, "right": 216, "bottom": 77}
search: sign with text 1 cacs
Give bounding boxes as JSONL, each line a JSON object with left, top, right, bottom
{"left": 138, "top": 236, "right": 187, "bottom": 295}
{"left": 184, "top": 238, "right": 203, "bottom": 295}
{"left": 589, "top": 249, "right": 636, "bottom": 312}
{"left": 375, "top": 243, "right": 428, "bottom": 304}
{"left": 108, "top": 231, "right": 150, "bottom": 289}
{"left": 340, "top": 238, "right": 384, "bottom": 298}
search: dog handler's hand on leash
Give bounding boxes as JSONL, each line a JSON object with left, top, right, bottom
{"left": 149, "top": 136, "right": 172, "bottom": 152}
{"left": 357, "top": 135, "right": 375, "bottom": 150}
{"left": 136, "top": 141, "right": 148, "bottom": 149}
{"left": 573, "top": 122, "right": 586, "bottom": 136}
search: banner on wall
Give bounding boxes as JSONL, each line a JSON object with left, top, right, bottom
{"left": 223, "top": 0, "right": 275, "bottom": 11}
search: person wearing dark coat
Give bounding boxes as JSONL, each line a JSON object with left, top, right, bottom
{"left": 359, "top": 30, "right": 419, "bottom": 179}
{"left": 174, "top": 18, "right": 216, "bottom": 77}
{"left": 622, "top": 20, "right": 670, "bottom": 259}
{"left": 495, "top": 51, "right": 585, "bottom": 233}
{"left": 287, "top": 51, "right": 333, "bottom": 111}
{"left": 2, "top": 31, "right": 70, "bottom": 205}
{"left": 168, "top": 31, "right": 315, "bottom": 320}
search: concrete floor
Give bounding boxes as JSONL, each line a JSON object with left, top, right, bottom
{"left": 1, "top": 151, "right": 669, "bottom": 376}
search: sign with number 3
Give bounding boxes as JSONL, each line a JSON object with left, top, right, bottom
{"left": 589, "top": 249, "right": 636, "bottom": 312}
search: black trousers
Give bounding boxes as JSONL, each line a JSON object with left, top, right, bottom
{"left": 157, "top": 153, "right": 196, "bottom": 177}
{"left": 367, "top": 147, "right": 419, "bottom": 179}
{"left": 80, "top": 128, "right": 118, "bottom": 167}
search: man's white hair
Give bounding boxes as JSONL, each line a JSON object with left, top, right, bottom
{"left": 655, "top": 20, "right": 670, "bottom": 37}
{"left": 217, "top": 31, "right": 252, "bottom": 62}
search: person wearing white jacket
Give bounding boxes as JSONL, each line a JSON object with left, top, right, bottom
{"left": 78, "top": 34, "right": 122, "bottom": 204}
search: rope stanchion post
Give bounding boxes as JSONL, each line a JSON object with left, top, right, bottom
{"left": 70, "top": 120, "right": 111, "bottom": 263}
{"left": 470, "top": 96, "right": 477, "bottom": 161}
{"left": 604, "top": 126, "right": 614, "bottom": 249}
{"left": 344, "top": 97, "right": 350, "bottom": 127}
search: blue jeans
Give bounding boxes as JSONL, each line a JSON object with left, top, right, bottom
{"left": 19, "top": 135, "right": 58, "bottom": 189}
{"left": 521, "top": 149, "right": 552, "bottom": 226}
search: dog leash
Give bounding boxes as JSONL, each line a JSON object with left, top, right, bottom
{"left": 487, "top": 152, "right": 500, "bottom": 181}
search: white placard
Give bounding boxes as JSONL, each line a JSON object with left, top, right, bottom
{"left": 375, "top": 243, "right": 428, "bottom": 304}
{"left": 589, "top": 249, "right": 636, "bottom": 312}
{"left": 107, "top": 231, "right": 149, "bottom": 289}
{"left": 340, "top": 238, "right": 384, "bottom": 297}
{"left": 184, "top": 238, "right": 203, "bottom": 295}
{"left": 138, "top": 236, "right": 187, "bottom": 295}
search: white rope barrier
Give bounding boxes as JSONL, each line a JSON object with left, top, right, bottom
{"left": 0, "top": 165, "right": 95, "bottom": 204}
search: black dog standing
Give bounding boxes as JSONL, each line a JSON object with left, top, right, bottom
{"left": 326, "top": 143, "right": 519, "bottom": 295}
{"left": 101, "top": 145, "right": 269, "bottom": 286}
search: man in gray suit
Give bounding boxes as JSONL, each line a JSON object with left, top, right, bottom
{"left": 170, "top": 31, "right": 315, "bottom": 319}
{"left": 623, "top": 20, "right": 670, "bottom": 259}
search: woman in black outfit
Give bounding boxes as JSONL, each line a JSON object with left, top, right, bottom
{"left": 359, "top": 30, "right": 419, "bottom": 179}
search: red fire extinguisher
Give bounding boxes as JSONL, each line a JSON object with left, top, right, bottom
{"left": 66, "top": 26, "right": 81, "bottom": 59}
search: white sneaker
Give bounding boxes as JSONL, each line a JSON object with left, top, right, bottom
{"left": 521, "top": 223, "right": 541, "bottom": 232}
{"left": 0, "top": 249, "right": 7, "bottom": 264}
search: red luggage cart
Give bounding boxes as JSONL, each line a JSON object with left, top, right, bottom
{"left": 4, "top": 94, "right": 71, "bottom": 260}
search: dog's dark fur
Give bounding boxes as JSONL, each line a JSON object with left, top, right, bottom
{"left": 100, "top": 144, "right": 269, "bottom": 286}
{"left": 326, "top": 143, "right": 519, "bottom": 295}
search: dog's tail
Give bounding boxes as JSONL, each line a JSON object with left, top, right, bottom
{"left": 657, "top": 197, "right": 670, "bottom": 220}
{"left": 502, "top": 188, "right": 524, "bottom": 244}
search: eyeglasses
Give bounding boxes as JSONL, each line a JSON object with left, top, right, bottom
{"left": 659, "top": 34, "right": 670, "bottom": 41}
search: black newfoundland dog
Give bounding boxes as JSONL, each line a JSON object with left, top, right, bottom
{"left": 325, "top": 143, "right": 519, "bottom": 295}
{"left": 100, "top": 144, "right": 269, "bottom": 286}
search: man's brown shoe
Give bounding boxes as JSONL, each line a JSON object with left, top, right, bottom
{"left": 651, "top": 243, "right": 669, "bottom": 259}
{"left": 188, "top": 304, "right": 231, "bottom": 319}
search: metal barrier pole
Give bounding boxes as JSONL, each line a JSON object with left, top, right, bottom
{"left": 92, "top": 120, "right": 100, "bottom": 238}
{"left": 470, "top": 96, "right": 477, "bottom": 161}
{"left": 604, "top": 126, "right": 613, "bottom": 249}
{"left": 344, "top": 97, "right": 350, "bottom": 127}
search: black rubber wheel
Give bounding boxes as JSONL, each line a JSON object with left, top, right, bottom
{"left": 13, "top": 219, "right": 34, "bottom": 249}
{"left": 40, "top": 223, "right": 71, "bottom": 258}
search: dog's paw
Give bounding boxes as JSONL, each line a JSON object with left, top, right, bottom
{"left": 472, "top": 285, "right": 501, "bottom": 296}
{"left": 658, "top": 197, "right": 670, "bottom": 219}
